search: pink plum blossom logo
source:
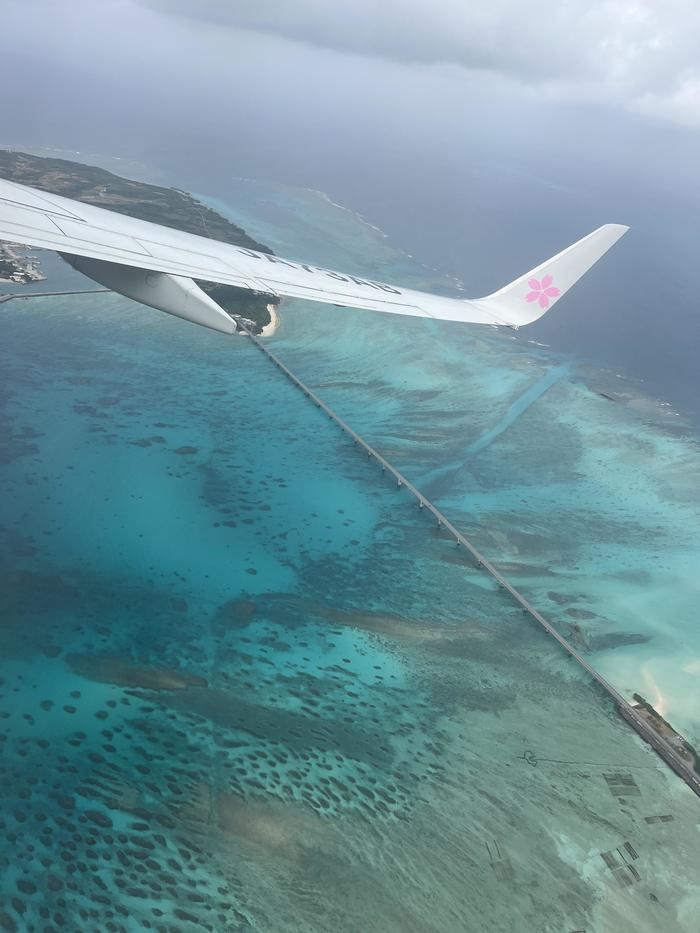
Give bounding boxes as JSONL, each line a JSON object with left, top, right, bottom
{"left": 525, "top": 274, "right": 560, "bottom": 310}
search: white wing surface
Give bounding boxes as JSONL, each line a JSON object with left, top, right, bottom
{"left": 0, "top": 177, "right": 628, "bottom": 334}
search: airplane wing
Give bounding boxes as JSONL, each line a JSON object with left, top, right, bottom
{"left": 0, "top": 177, "right": 628, "bottom": 335}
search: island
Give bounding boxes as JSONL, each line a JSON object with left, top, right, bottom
{"left": 0, "top": 149, "right": 279, "bottom": 333}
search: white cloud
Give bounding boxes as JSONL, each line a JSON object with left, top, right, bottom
{"left": 143, "top": 0, "right": 700, "bottom": 126}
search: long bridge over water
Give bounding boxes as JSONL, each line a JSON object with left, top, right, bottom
{"left": 3, "top": 288, "right": 699, "bottom": 799}
{"left": 238, "top": 323, "right": 700, "bottom": 800}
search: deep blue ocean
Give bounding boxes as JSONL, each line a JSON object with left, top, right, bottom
{"left": 1, "top": 152, "right": 700, "bottom": 931}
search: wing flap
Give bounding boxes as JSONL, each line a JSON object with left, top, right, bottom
{"left": 0, "top": 203, "right": 71, "bottom": 239}
{"left": 0, "top": 183, "right": 85, "bottom": 219}
{"left": 244, "top": 274, "right": 424, "bottom": 316}
{"left": 52, "top": 217, "right": 154, "bottom": 257}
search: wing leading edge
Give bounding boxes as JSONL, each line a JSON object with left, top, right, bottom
{"left": 0, "top": 177, "right": 628, "bottom": 333}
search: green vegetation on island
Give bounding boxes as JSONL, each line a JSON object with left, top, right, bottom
{"left": 0, "top": 150, "right": 278, "bottom": 332}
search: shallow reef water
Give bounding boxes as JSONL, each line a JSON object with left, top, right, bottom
{"left": 1, "top": 178, "right": 699, "bottom": 931}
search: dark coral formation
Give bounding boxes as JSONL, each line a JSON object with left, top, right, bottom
{"left": 0, "top": 563, "right": 464, "bottom": 929}
{"left": 66, "top": 655, "right": 208, "bottom": 692}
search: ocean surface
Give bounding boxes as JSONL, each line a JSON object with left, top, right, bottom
{"left": 1, "top": 163, "right": 700, "bottom": 931}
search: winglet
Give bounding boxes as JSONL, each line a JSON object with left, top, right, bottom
{"left": 470, "top": 224, "right": 629, "bottom": 327}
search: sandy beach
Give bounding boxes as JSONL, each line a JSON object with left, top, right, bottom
{"left": 261, "top": 303, "right": 279, "bottom": 337}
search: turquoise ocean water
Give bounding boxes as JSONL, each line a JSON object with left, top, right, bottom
{"left": 1, "top": 172, "right": 699, "bottom": 931}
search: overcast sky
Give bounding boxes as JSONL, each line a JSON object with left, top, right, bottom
{"left": 3, "top": 0, "right": 700, "bottom": 125}
{"left": 2, "top": 0, "right": 698, "bottom": 189}
{"left": 143, "top": 0, "right": 700, "bottom": 127}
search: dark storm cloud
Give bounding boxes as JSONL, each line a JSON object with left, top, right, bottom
{"left": 141, "top": 0, "right": 700, "bottom": 126}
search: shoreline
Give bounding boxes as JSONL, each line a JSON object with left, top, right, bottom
{"left": 260, "top": 303, "right": 279, "bottom": 337}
